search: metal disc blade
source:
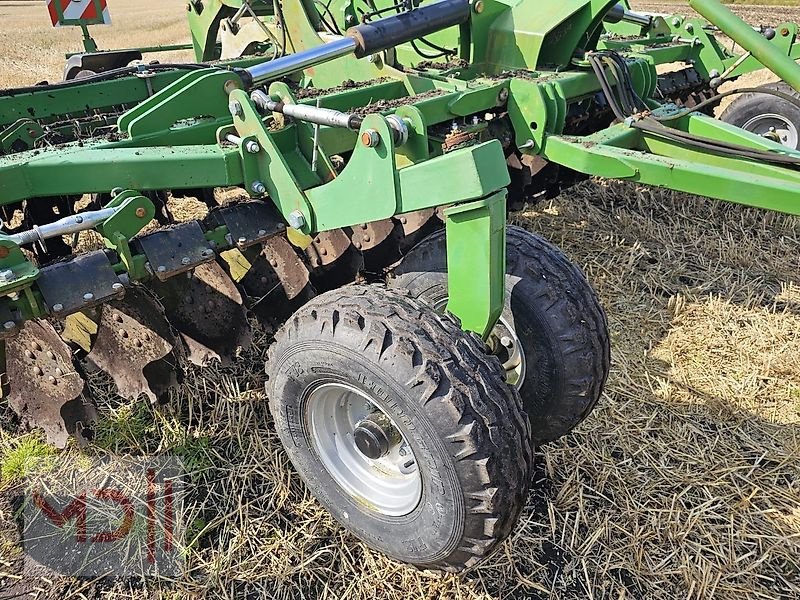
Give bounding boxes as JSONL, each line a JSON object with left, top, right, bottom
{"left": 153, "top": 261, "right": 252, "bottom": 367}
{"left": 87, "top": 287, "right": 185, "bottom": 403}
{"left": 234, "top": 236, "right": 316, "bottom": 329}
{"left": 5, "top": 320, "right": 96, "bottom": 448}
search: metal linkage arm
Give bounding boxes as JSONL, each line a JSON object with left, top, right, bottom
{"left": 690, "top": 0, "right": 800, "bottom": 91}
{"left": 542, "top": 114, "right": 800, "bottom": 216}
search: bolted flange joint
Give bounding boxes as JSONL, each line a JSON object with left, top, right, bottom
{"left": 251, "top": 181, "right": 267, "bottom": 195}
{"left": 245, "top": 140, "right": 261, "bottom": 154}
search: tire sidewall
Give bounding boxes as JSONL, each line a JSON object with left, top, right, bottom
{"left": 723, "top": 89, "right": 800, "bottom": 150}
{"left": 269, "top": 342, "right": 466, "bottom": 565}
{"left": 396, "top": 273, "right": 560, "bottom": 418}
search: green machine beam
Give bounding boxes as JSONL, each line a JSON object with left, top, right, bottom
{"left": 690, "top": 0, "right": 800, "bottom": 91}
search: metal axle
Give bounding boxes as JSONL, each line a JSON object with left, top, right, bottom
{"left": 250, "top": 89, "right": 409, "bottom": 145}
{"left": 251, "top": 90, "right": 362, "bottom": 129}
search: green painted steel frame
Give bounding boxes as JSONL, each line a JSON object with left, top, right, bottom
{"left": 543, "top": 110, "right": 800, "bottom": 215}
{"left": 5, "top": 0, "right": 800, "bottom": 338}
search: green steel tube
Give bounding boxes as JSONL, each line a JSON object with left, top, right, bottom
{"left": 690, "top": 0, "right": 800, "bottom": 91}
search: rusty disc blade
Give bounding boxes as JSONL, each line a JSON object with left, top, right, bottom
{"left": 87, "top": 286, "right": 185, "bottom": 403}
{"left": 236, "top": 236, "right": 316, "bottom": 329}
{"left": 152, "top": 261, "right": 251, "bottom": 367}
{"left": 5, "top": 320, "right": 96, "bottom": 448}
{"left": 347, "top": 218, "right": 404, "bottom": 273}
{"left": 304, "top": 228, "right": 363, "bottom": 291}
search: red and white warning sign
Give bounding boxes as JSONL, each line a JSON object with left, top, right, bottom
{"left": 47, "top": 0, "right": 111, "bottom": 27}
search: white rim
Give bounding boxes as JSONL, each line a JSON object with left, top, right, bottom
{"left": 433, "top": 298, "right": 527, "bottom": 389}
{"left": 742, "top": 113, "right": 799, "bottom": 148}
{"left": 304, "top": 382, "right": 422, "bottom": 517}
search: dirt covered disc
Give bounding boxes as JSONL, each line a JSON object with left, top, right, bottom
{"left": 232, "top": 236, "right": 317, "bottom": 329}
{"left": 152, "top": 261, "right": 252, "bottom": 366}
{"left": 5, "top": 320, "right": 96, "bottom": 448}
{"left": 87, "top": 286, "right": 185, "bottom": 403}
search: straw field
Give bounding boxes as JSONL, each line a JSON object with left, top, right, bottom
{"left": 0, "top": 1, "right": 798, "bottom": 599}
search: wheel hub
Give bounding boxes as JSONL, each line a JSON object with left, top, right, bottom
{"left": 353, "top": 412, "right": 400, "bottom": 460}
{"left": 432, "top": 298, "right": 527, "bottom": 389}
{"left": 305, "top": 383, "right": 422, "bottom": 516}
{"left": 742, "top": 113, "right": 799, "bottom": 148}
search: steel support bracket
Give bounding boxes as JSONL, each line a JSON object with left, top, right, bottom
{"left": 306, "top": 114, "right": 400, "bottom": 232}
{"left": 229, "top": 88, "right": 316, "bottom": 234}
{"left": 443, "top": 192, "right": 507, "bottom": 339}
{"left": 0, "top": 119, "right": 44, "bottom": 154}
{"left": 96, "top": 190, "right": 156, "bottom": 277}
{"left": 507, "top": 79, "right": 551, "bottom": 151}
{"left": 120, "top": 69, "right": 243, "bottom": 141}
{"left": 0, "top": 236, "right": 39, "bottom": 299}
{"left": 394, "top": 105, "right": 429, "bottom": 165}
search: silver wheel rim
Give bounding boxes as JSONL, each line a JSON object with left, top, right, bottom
{"left": 742, "top": 113, "right": 799, "bottom": 148}
{"left": 432, "top": 298, "right": 527, "bottom": 389}
{"left": 305, "top": 383, "right": 422, "bottom": 517}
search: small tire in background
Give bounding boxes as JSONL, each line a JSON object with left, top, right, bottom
{"left": 720, "top": 81, "right": 800, "bottom": 149}
{"left": 266, "top": 285, "right": 532, "bottom": 571}
{"left": 390, "top": 225, "right": 610, "bottom": 446}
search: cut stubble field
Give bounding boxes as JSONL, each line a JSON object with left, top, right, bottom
{"left": 0, "top": 1, "right": 798, "bottom": 599}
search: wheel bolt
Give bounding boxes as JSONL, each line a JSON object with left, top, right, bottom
{"left": 288, "top": 211, "right": 306, "bottom": 229}
{"left": 229, "top": 101, "right": 243, "bottom": 118}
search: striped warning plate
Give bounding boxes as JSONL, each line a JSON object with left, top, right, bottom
{"left": 47, "top": 0, "right": 111, "bottom": 27}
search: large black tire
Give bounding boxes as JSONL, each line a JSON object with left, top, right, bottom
{"left": 389, "top": 226, "right": 610, "bottom": 446}
{"left": 720, "top": 81, "right": 800, "bottom": 149}
{"left": 266, "top": 285, "right": 532, "bottom": 571}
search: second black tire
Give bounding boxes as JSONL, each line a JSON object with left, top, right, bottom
{"left": 720, "top": 81, "right": 800, "bottom": 149}
{"left": 390, "top": 225, "right": 610, "bottom": 446}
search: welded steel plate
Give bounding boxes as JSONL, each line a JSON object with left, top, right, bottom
{"left": 137, "top": 221, "right": 213, "bottom": 281}
{"left": 211, "top": 201, "right": 284, "bottom": 249}
{"left": 37, "top": 251, "right": 124, "bottom": 317}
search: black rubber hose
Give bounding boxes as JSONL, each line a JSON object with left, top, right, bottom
{"left": 588, "top": 54, "right": 628, "bottom": 121}
{"left": 0, "top": 63, "right": 211, "bottom": 96}
{"left": 632, "top": 117, "right": 800, "bottom": 166}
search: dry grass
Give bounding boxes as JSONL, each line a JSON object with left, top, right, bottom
{"left": 0, "top": 0, "right": 193, "bottom": 89}
{"left": 0, "top": 1, "right": 799, "bottom": 599}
